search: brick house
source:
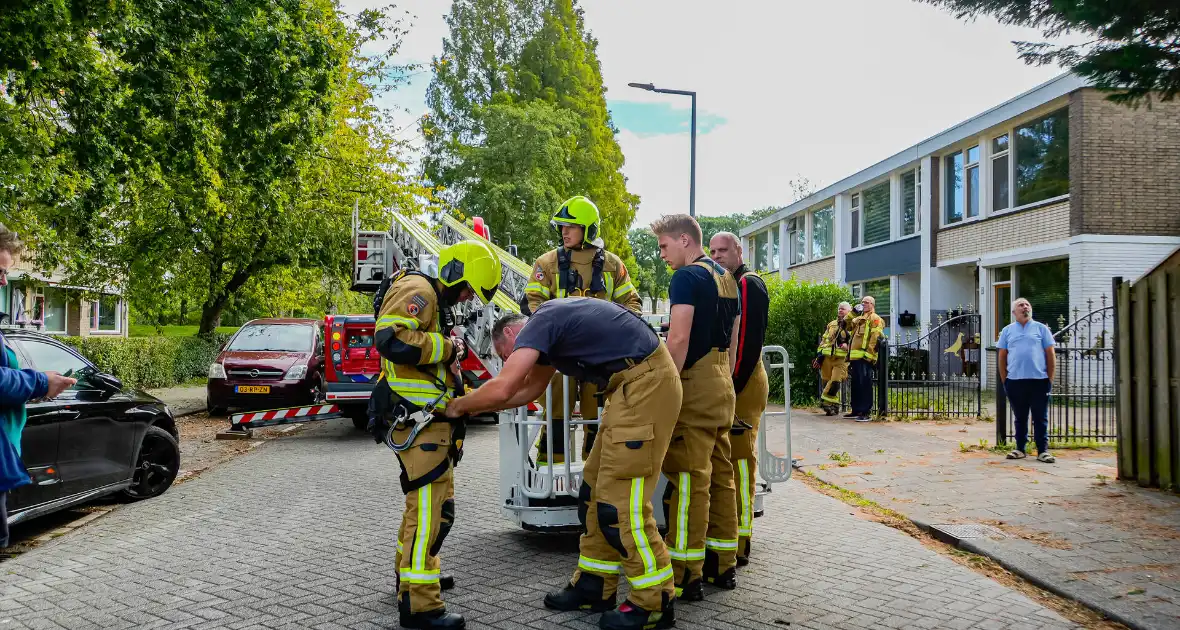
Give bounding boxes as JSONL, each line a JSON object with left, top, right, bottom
{"left": 1, "top": 251, "right": 129, "bottom": 338}
{"left": 739, "top": 73, "right": 1180, "bottom": 384}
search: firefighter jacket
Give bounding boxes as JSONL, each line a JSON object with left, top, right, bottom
{"left": 373, "top": 271, "right": 458, "bottom": 410}
{"left": 847, "top": 312, "right": 886, "bottom": 363}
{"left": 732, "top": 265, "right": 768, "bottom": 394}
{"left": 525, "top": 245, "right": 641, "bottom": 314}
{"left": 818, "top": 318, "right": 851, "bottom": 358}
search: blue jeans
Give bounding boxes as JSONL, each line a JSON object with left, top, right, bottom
{"left": 1005, "top": 378, "right": 1050, "bottom": 454}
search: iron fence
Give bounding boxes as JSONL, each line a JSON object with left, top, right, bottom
{"left": 886, "top": 311, "right": 983, "bottom": 418}
{"left": 996, "top": 298, "right": 1116, "bottom": 444}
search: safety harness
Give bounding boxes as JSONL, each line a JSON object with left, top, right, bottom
{"left": 556, "top": 246, "right": 606, "bottom": 297}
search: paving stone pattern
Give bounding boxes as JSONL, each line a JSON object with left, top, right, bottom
{"left": 0, "top": 419, "right": 1074, "bottom": 630}
{"left": 787, "top": 408, "right": 1180, "bottom": 630}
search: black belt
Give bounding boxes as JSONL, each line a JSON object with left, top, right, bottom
{"left": 593, "top": 355, "right": 650, "bottom": 377}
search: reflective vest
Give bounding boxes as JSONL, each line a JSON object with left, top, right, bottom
{"left": 818, "top": 319, "right": 850, "bottom": 358}
{"left": 374, "top": 271, "right": 457, "bottom": 409}
{"left": 848, "top": 312, "right": 885, "bottom": 363}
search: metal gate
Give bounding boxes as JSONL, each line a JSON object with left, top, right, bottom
{"left": 886, "top": 312, "right": 983, "bottom": 418}
{"left": 997, "top": 299, "right": 1116, "bottom": 443}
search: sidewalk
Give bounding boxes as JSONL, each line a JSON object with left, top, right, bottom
{"left": 145, "top": 384, "right": 207, "bottom": 417}
{"left": 785, "top": 407, "right": 1180, "bottom": 630}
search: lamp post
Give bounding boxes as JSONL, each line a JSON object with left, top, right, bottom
{"left": 628, "top": 82, "right": 697, "bottom": 217}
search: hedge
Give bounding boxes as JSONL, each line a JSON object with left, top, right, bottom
{"left": 61, "top": 334, "right": 233, "bottom": 390}
{"left": 763, "top": 275, "right": 855, "bottom": 405}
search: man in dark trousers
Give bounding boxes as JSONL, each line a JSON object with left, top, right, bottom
{"left": 447, "top": 298, "right": 680, "bottom": 630}
{"left": 707, "top": 232, "right": 768, "bottom": 566}
{"left": 847, "top": 295, "right": 885, "bottom": 422}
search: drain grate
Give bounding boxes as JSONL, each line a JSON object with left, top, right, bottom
{"left": 928, "top": 523, "right": 1006, "bottom": 545}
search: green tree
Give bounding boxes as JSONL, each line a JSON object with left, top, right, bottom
{"left": 919, "top": 0, "right": 1180, "bottom": 105}
{"left": 628, "top": 227, "right": 670, "bottom": 310}
{"left": 513, "top": 0, "right": 639, "bottom": 263}
{"left": 697, "top": 213, "right": 751, "bottom": 247}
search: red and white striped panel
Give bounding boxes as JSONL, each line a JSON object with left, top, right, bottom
{"left": 232, "top": 404, "right": 339, "bottom": 426}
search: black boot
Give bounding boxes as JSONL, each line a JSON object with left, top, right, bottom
{"left": 544, "top": 573, "right": 616, "bottom": 612}
{"left": 398, "top": 593, "right": 465, "bottom": 629}
{"left": 440, "top": 573, "right": 454, "bottom": 591}
{"left": 736, "top": 556, "right": 749, "bottom": 567}
{"left": 599, "top": 595, "right": 675, "bottom": 630}
{"left": 703, "top": 566, "right": 737, "bottom": 590}
{"left": 676, "top": 578, "right": 703, "bottom": 602}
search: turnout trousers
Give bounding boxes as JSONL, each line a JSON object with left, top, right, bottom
{"left": 662, "top": 349, "right": 739, "bottom": 590}
{"left": 731, "top": 361, "right": 768, "bottom": 561}
{"left": 391, "top": 420, "right": 457, "bottom": 614}
{"left": 569, "top": 344, "right": 681, "bottom": 611}
{"left": 820, "top": 356, "right": 848, "bottom": 405}
{"left": 536, "top": 374, "right": 600, "bottom": 463}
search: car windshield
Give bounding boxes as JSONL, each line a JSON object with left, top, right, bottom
{"left": 227, "top": 324, "right": 313, "bottom": 352}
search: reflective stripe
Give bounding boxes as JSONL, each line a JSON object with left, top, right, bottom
{"left": 821, "top": 394, "right": 840, "bottom": 403}
{"left": 668, "top": 547, "right": 706, "bottom": 560}
{"left": 737, "top": 459, "right": 753, "bottom": 536}
{"left": 401, "top": 570, "right": 441, "bottom": 584}
{"left": 628, "top": 564, "right": 673, "bottom": 589}
{"left": 612, "top": 281, "right": 635, "bottom": 300}
{"left": 578, "top": 555, "right": 621, "bottom": 574}
{"left": 413, "top": 485, "right": 431, "bottom": 573}
{"left": 377, "top": 314, "right": 419, "bottom": 331}
{"left": 525, "top": 282, "right": 550, "bottom": 298}
{"left": 396, "top": 539, "right": 404, "bottom": 553}
{"left": 629, "top": 477, "right": 658, "bottom": 578}
{"left": 675, "top": 472, "right": 689, "bottom": 553}
{"left": 426, "top": 332, "right": 446, "bottom": 364}
{"left": 605, "top": 273, "right": 615, "bottom": 299}
{"left": 705, "top": 538, "right": 738, "bottom": 550}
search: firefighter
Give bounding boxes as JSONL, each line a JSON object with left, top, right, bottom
{"left": 651, "top": 214, "right": 741, "bottom": 600}
{"left": 446, "top": 298, "right": 679, "bottom": 630}
{"left": 846, "top": 295, "right": 885, "bottom": 422}
{"left": 707, "top": 232, "right": 768, "bottom": 567}
{"left": 370, "top": 239, "right": 502, "bottom": 630}
{"left": 815, "top": 301, "right": 852, "bottom": 416}
{"left": 524, "top": 196, "right": 641, "bottom": 464}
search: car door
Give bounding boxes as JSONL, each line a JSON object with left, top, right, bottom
{"left": 3, "top": 341, "right": 62, "bottom": 513}
{"left": 11, "top": 338, "right": 138, "bottom": 497}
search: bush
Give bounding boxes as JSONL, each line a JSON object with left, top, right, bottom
{"left": 764, "top": 275, "right": 855, "bottom": 405}
{"left": 61, "top": 334, "right": 233, "bottom": 390}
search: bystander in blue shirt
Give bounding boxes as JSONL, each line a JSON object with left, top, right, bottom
{"left": 996, "top": 319, "right": 1055, "bottom": 379}
{"left": 997, "top": 299, "right": 1057, "bottom": 463}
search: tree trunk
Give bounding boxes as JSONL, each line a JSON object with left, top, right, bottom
{"left": 198, "top": 297, "right": 227, "bottom": 337}
{"left": 179, "top": 298, "right": 188, "bottom": 324}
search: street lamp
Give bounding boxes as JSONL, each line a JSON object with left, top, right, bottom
{"left": 628, "top": 81, "right": 697, "bottom": 217}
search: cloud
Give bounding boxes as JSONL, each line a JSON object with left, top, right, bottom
{"left": 608, "top": 100, "right": 727, "bottom": 138}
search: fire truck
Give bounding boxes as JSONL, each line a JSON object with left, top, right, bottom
{"left": 232, "top": 209, "right": 792, "bottom": 533}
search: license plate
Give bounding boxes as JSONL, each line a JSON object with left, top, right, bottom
{"left": 235, "top": 385, "right": 270, "bottom": 394}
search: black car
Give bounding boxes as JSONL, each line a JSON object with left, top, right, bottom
{"left": 2, "top": 328, "right": 180, "bottom": 528}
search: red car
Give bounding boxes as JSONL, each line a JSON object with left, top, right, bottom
{"left": 206, "top": 318, "right": 326, "bottom": 415}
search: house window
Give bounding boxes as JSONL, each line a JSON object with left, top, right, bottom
{"left": 1015, "top": 108, "right": 1069, "bottom": 206}
{"left": 965, "top": 145, "right": 980, "bottom": 219}
{"left": 862, "top": 279, "right": 891, "bottom": 318}
{"left": 11, "top": 284, "right": 26, "bottom": 323}
{"left": 91, "top": 296, "right": 121, "bottom": 333}
{"left": 862, "top": 181, "right": 890, "bottom": 246}
{"left": 770, "top": 228, "right": 780, "bottom": 270}
{"left": 811, "top": 206, "right": 834, "bottom": 258}
{"left": 0, "top": 284, "right": 8, "bottom": 320}
{"left": 787, "top": 219, "right": 804, "bottom": 266}
{"left": 992, "top": 134, "right": 1010, "bottom": 211}
{"left": 850, "top": 194, "right": 860, "bottom": 249}
{"left": 944, "top": 151, "right": 964, "bottom": 224}
{"left": 992, "top": 266, "right": 1012, "bottom": 338}
{"left": 42, "top": 287, "right": 67, "bottom": 334}
{"left": 754, "top": 231, "right": 768, "bottom": 271}
{"left": 1016, "top": 259, "right": 1069, "bottom": 331}
{"left": 901, "top": 171, "right": 917, "bottom": 236}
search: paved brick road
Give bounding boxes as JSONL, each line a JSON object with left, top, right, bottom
{"left": 788, "top": 407, "right": 1180, "bottom": 629}
{"left": 0, "top": 419, "right": 1074, "bottom": 630}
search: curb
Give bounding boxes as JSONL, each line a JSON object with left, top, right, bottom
{"left": 908, "top": 515, "right": 1147, "bottom": 630}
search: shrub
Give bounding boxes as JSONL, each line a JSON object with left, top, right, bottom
{"left": 61, "top": 334, "right": 233, "bottom": 390}
{"left": 763, "top": 275, "right": 855, "bottom": 405}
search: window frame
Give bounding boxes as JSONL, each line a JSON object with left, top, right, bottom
{"left": 991, "top": 133, "right": 1011, "bottom": 213}
{"left": 900, "top": 169, "right": 918, "bottom": 236}
{"left": 965, "top": 144, "right": 980, "bottom": 219}
{"left": 850, "top": 193, "right": 861, "bottom": 250}
{"left": 860, "top": 180, "right": 891, "bottom": 247}
{"left": 38, "top": 287, "right": 68, "bottom": 335}
{"left": 90, "top": 295, "right": 122, "bottom": 335}
{"left": 1013, "top": 107, "right": 1070, "bottom": 209}
{"left": 810, "top": 205, "right": 835, "bottom": 259}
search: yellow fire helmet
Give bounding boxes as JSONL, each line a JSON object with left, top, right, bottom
{"left": 551, "top": 195, "right": 604, "bottom": 248}
{"left": 438, "top": 239, "right": 502, "bottom": 303}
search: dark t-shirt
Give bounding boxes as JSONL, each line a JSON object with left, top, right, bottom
{"left": 513, "top": 297, "right": 659, "bottom": 386}
{"left": 669, "top": 257, "right": 740, "bottom": 370}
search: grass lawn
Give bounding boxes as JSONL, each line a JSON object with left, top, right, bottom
{"left": 129, "top": 324, "right": 240, "bottom": 337}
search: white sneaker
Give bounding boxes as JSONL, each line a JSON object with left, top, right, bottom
{"left": 1006, "top": 450, "right": 1027, "bottom": 460}
{"left": 1037, "top": 452, "right": 1056, "bottom": 463}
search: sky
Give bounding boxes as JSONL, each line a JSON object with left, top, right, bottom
{"left": 343, "top": 0, "right": 1069, "bottom": 228}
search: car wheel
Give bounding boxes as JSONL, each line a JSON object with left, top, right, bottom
{"left": 312, "top": 374, "right": 326, "bottom": 404}
{"left": 351, "top": 415, "right": 369, "bottom": 431}
{"left": 122, "top": 425, "right": 181, "bottom": 501}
